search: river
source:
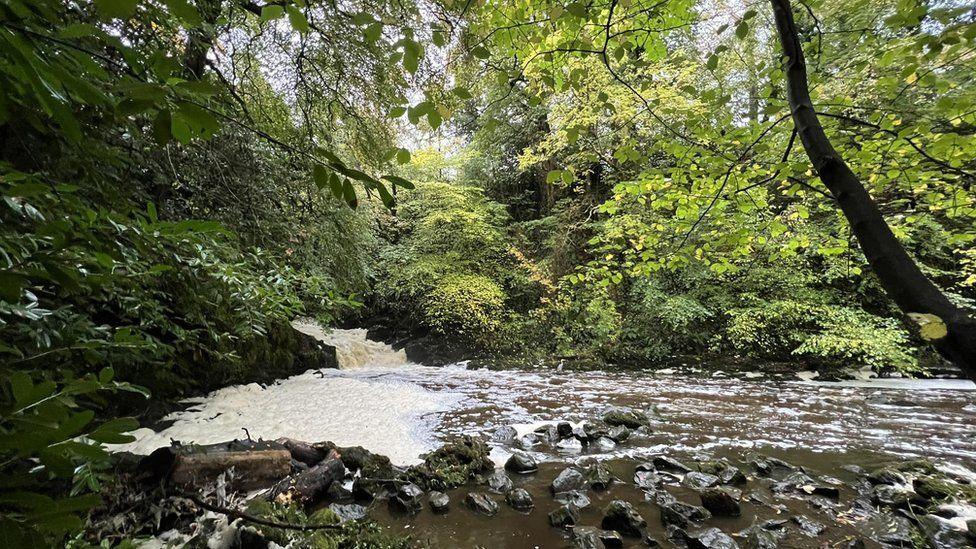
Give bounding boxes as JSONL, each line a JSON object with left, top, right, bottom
{"left": 117, "top": 324, "right": 976, "bottom": 546}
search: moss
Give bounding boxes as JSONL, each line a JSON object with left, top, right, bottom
{"left": 402, "top": 436, "right": 494, "bottom": 491}
{"left": 914, "top": 476, "right": 976, "bottom": 505}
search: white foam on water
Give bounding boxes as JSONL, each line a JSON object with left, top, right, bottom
{"left": 115, "top": 326, "right": 454, "bottom": 465}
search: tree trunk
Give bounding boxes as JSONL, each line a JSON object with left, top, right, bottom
{"left": 769, "top": 0, "right": 976, "bottom": 380}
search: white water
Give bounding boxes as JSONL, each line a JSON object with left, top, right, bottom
{"left": 114, "top": 324, "right": 450, "bottom": 464}
{"left": 118, "top": 322, "right": 976, "bottom": 469}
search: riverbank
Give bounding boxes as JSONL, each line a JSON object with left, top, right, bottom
{"left": 94, "top": 410, "right": 976, "bottom": 548}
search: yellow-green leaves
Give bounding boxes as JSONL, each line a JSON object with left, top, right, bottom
{"left": 171, "top": 102, "right": 219, "bottom": 143}
{"left": 908, "top": 313, "right": 948, "bottom": 341}
{"left": 260, "top": 5, "right": 284, "bottom": 23}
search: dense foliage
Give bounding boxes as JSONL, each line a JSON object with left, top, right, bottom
{"left": 1, "top": 0, "right": 974, "bottom": 544}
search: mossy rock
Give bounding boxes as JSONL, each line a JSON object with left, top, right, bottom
{"left": 403, "top": 436, "right": 493, "bottom": 490}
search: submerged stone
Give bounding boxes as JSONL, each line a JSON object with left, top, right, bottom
{"left": 602, "top": 407, "right": 650, "bottom": 428}
{"left": 548, "top": 503, "right": 581, "bottom": 527}
{"left": 682, "top": 471, "right": 720, "bottom": 490}
{"left": 601, "top": 499, "right": 647, "bottom": 537}
{"left": 607, "top": 425, "right": 630, "bottom": 443}
{"left": 465, "top": 492, "right": 498, "bottom": 516}
{"left": 571, "top": 526, "right": 607, "bottom": 549}
{"left": 505, "top": 488, "right": 534, "bottom": 511}
{"left": 555, "top": 489, "right": 591, "bottom": 509}
{"left": 689, "top": 527, "right": 739, "bottom": 549}
{"left": 388, "top": 482, "right": 424, "bottom": 514}
{"left": 505, "top": 451, "right": 538, "bottom": 474}
{"left": 585, "top": 462, "right": 614, "bottom": 491}
{"left": 700, "top": 487, "right": 741, "bottom": 517}
{"left": 428, "top": 490, "right": 450, "bottom": 513}
{"left": 487, "top": 471, "right": 513, "bottom": 494}
{"left": 653, "top": 456, "right": 692, "bottom": 474}
{"left": 918, "top": 515, "right": 974, "bottom": 549}
{"left": 791, "top": 514, "right": 826, "bottom": 536}
{"left": 328, "top": 503, "right": 368, "bottom": 522}
{"left": 551, "top": 467, "right": 586, "bottom": 494}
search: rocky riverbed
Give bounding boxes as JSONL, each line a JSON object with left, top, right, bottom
{"left": 101, "top": 326, "right": 976, "bottom": 547}
{"left": 97, "top": 408, "right": 976, "bottom": 548}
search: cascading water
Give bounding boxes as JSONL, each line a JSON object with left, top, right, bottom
{"left": 291, "top": 320, "right": 408, "bottom": 369}
{"left": 113, "top": 323, "right": 449, "bottom": 464}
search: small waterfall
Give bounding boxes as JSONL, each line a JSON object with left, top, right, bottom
{"left": 292, "top": 321, "right": 409, "bottom": 369}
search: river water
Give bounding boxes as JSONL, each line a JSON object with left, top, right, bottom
{"left": 118, "top": 325, "right": 976, "bottom": 546}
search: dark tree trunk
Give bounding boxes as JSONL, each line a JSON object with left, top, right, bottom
{"left": 769, "top": 0, "right": 976, "bottom": 380}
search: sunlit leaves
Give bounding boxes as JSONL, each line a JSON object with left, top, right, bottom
{"left": 286, "top": 6, "right": 309, "bottom": 34}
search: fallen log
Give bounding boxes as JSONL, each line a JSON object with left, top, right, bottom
{"left": 142, "top": 440, "right": 292, "bottom": 491}
{"left": 267, "top": 454, "right": 345, "bottom": 505}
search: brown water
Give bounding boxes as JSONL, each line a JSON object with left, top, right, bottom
{"left": 353, "top": 363, "right": 975, "bottom": 547}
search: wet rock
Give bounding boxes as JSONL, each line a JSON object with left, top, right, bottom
{"left": 771, "top": 471, "right": 839, "bottom": 499}
{"left": 535, "top": 424, "right": 560, "bottom": 442}
{"left": 855, "top": 512, "right": 914, "bottom": 546}
{"left": 719, "top": 466, "right": 747, "bottom": 485}
{"left": 751, "top": 456, "right": 794, "bottom": 477}
{"left": 634, "top": 469, "right": 663, "bottom": 489}
{"left": 505, "top": 488, "right": 534, "bottom": 511}
{"left": 571, "top": 526, "right": 607, "bottom": 549}
{"left": 585, "top": 462, "right": 614, "bottom": 491}
{"left": 340, "top": 446, "right": 390, "bottom": 476}
{"left": 487, "top": 471, "right": 514, "bottom": 494}
{"left": 791, "top": 514, "right": 826, "bottom": 536}
{"left": 601, "top": 500, "right": 647, "bottom": 537}
{"left": 551, "top": 467, "right": 586, "bottom": 494}
{"left": 389, "top": 482, "right": 424, "bottom": 514}
{"left": 682, "top": 471, "right": 720, "bottom": 490}
{"left": 328, "top": 503, "right": 367, "bottom": 522}
{"left": 602, "top": 408, "right": 650, "bottom": 429}
{"left": 594, "top": 437, "right": 617, "bottom": 452}
{"left": 352, "top": 476, "right": 388, "bottom": 501}
{"left": 235, "top": 526, "right": 269, "bottom": 549}
{"left": 557, "top": 437, "right": 584, "bottom": 453}
{"left": 582, "top": 421, "right": 610, "bottom": 441}
{"left": 918, "top": 514, "right": 974, "bottom": 548}
{"left": 548, "top": 504, "right": 581, "bottom": 528}
{"left": 739, "top": 525, "right": 783, "bottom": 549}
{"left": 518, "top": 433, "right": 543, "bottom": 449}
{"left": 655, "top": 491, "right": 711, "bottom": 528}
{"left": 556, "top": 422, "right": 575, "bottom": 438}
{"left": 325, "top": 481, "right": 353, "bottom": 502}
{"left": 653, "top": 456, "right": 692, "bottom": 474}
{"left": 914, "top": 475, "right": 963, "bottom": 502}
{"left": 871, "top": 484, "right": 916, "bottom": 508}
{"left": 700, "top": 487, "right": 741, "bottom": 517}
{"left": 555, "top": 489, "right": 591, "bottom": 509}
{"left": 428, "top": 491, "right": 450, "bottom": 513}
{"left": 491, "top": 425, "right": 518, "bottom": 445}
{"left": 607, "top": 425, "right": 630, "bottom": 442}
{"left": 505, "top": 451, "right": 538, "bottom": 474}
{"left": 465, "top": 492, "right": 498, "bottom": 516}
{"left": 688, "top": 527, "right": 739, "bottom": 549}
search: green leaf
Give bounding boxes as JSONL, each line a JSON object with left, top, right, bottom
{"left": 313, "top": 165, "right": 331, "bottom": 190}
{"left": 152, "top": 109, "right": 172, "bottom": 145}
{"left": 364, "top": 22, "right": 383, "bottom": 43}
{"left": 735, "top": 21, "right": 749, "bottom": 39}
{"left": 427, "top": 110, "right": 442, "bottom": 130}
{"left": 328, "top": 172, "right": 343, "bottom": 198}
{"left": 260, "top": 5, "right": 284, "bottom": 22}
{"left": 94, "top": 0, "right": 138, "bottom": 19}
{"left": 382, "top": 174, "right": 415, "bottom": 189}
{"left": 471, "top": 46, "right": 490, "bottom": 59}
{"left": 163, "top": 0, "right": 201, "bottom": 25}
{"left": 706, "top": 54, "right": 718, "bottom": 70}
{"left": 396, "top": 148, "right": 411, "bottom": 164}
{"left": 451, "top": 87, "right": 472, "bottom": 100}
{"left": 286, "top": 6, "right": 309, "bottom": 33}
{"left": 376, "top": 182, "right": 395, "bottom": 208}
{"left": 341, "top": 178, "right": 358, "bottom": 208}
